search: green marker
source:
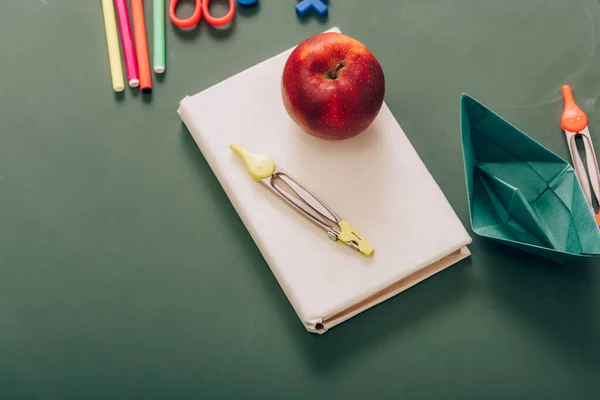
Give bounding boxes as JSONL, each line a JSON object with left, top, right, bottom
{"left": 153, "top": 0, "right": 166, "bottom": 74}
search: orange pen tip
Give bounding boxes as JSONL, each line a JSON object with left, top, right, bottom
{"left": 561, "top": 84, "right": 588, "bottom": 132}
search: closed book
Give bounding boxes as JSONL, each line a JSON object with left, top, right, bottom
{"left": 178, "top": 27, "right": 472, "bottom": 334}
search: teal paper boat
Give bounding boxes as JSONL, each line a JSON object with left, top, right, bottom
{"left": 461, "top": 93, "right": 600, "bottom": 262}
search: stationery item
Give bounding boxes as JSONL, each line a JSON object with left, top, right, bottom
{"left": 560, "top": 84, "right": 600, "bottom": 225}
{"left": 131, "top": 0, "right": 152, "bottom": 93}
{"left": 100, "top": 0, "right": 125, "bottom": 92}
{"left": 114, "top": 0, "right": 140, "bottom": 87}
{"left": 153, "top": 0, "right": 166, "bottom": 74}
{"left": 230, "top": 142, "right": 374, "bottom": 257}
{"left": 237, "top": 0, "right": 257, "bottom": 4}
{"left": 170, "top": 0, "right": 235, "bottom": 29}
{"left": 461, "top": 93, "right": 600, "bottom": 262}
{"left": 177, "top": 27, "right": 472, "bottom": 334}
{"left": 296, "top": 0, "right": 328, "bottom": 17}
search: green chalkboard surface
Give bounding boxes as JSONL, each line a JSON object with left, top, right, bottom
{"left": 1, "top": 0, "right": 600, "bottom": 398}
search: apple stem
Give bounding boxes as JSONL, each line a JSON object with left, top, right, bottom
{"left": 329, "top": 61, "right": 347, "bottom": 79}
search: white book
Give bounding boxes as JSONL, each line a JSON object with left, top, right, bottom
{"left": 178, "top": 27, "right": 472, "bottom": 334}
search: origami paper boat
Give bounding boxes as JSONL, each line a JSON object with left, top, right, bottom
{"left": 461, "top": 93, "right": 600, "bottom": 262}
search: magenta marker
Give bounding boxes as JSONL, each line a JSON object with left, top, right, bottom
{"left": 114, "top": 0, "right": 139, "bottom": 87}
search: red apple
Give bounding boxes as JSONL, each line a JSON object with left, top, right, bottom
{"left": 281, "top": 32, "right": 385, "bottom": 140}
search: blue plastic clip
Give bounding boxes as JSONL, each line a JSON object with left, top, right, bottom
{"left": 238, "top": 0, "right": 257, "bottom": 5}
{"left": 296, "top": 0, "right": 328, "bottom": 17}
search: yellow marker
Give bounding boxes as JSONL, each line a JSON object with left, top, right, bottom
{"left": 230, "top": 142, "right": 374, "bottom": 258}
{"left": 101, "top": 0, "right": 125, "bottom": 92}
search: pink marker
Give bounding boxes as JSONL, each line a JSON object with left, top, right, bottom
{"left": 114, "top": 0, "right": 139, "bottom": 87}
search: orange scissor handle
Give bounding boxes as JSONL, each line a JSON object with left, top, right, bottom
{"left": 203, "top": 0, "right": 236, "bottom": 26}
{"left": 170, "top": 0, "right": 203, "bottom": 29}
{"left": 561, "top": 84, "right": 588, "bottom": 133}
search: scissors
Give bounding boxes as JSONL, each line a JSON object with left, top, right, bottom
{"left": 169, "top": 0, "right": 236, "bottom": 29}
{"left": 560, "top": 84, "right": 600, "bottom": 225}
{"left": 230, "top": 142, "right": 374, "bottom": 257}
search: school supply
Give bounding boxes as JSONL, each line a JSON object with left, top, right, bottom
{"left": 230, "top": 142, "right": 374, "bottom": 257}
{"left": 114, "top": 0, "right": 139, "bottom": 87}
{"left": 177, "top": 27, "right": 472, "bottom": 333}
{"left": 100, "top": 0, "right": 125, "bottom": 92}
{"left": 132, "top": 0, "right": 152, "bottom": 93}
{"left": 560, "top": 84, "right": 600, "bottom": 225}
{"left": 153, "top": 0, "right": 166, "bottom": 74}
{"left": 170, "top": 0, "right": 236, "bottom": 29}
